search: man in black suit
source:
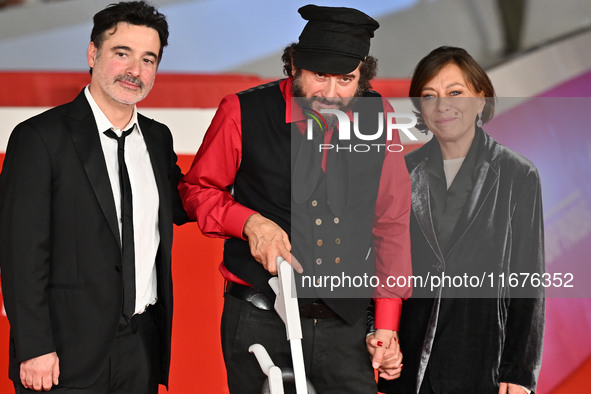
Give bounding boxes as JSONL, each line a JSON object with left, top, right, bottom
{"left": 0, "top": 2, "right": 188, "bottom": 392}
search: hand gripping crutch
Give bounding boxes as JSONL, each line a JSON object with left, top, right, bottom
{"left": 248, "top": 257, "right": 317, "bottom": 394}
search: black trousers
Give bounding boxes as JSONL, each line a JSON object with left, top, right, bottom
{"left": 15, "top": 306, "right": 161, "bottom": 394}
{"left": 221, "top": 292, "right": 376, "bottom": 394}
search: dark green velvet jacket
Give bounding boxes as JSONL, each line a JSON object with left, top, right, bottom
{"left": 380, "top": 128, "right": 545, "bottom": 393}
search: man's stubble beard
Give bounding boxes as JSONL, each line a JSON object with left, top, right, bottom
{"left": 291, "top": 69, "right": 363, "bottom": 130}
{"left": 92, "top": 49, "right": 152, "bottom": 106}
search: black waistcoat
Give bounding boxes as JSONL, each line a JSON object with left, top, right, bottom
{"left": 224, "top": 80, "right": 388, "bottom": 324}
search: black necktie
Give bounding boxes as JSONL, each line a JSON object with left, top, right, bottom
{"left": 104, "top": 127, "right": 135, "bottom": 319}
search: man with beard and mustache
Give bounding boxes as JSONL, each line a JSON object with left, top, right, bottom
{"left": 180, "top": 4, "right": 412, "bottom": 393}
{"left": 0, "top": 2, "right": 189, "bottom": 392}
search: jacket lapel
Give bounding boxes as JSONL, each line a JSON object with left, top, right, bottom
{"left": 410, "top": 158, "right": 445, "bottom": 267}
{"left": 65, "top": 91, "right": 121, "bottom": 247}
{"left": 139, "top": 115, "right": 172, "bottom": 245}
{"left": 445, "top": 131, "right": 499, "bottom": 255}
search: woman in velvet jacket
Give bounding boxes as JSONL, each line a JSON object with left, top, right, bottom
{"left": 378, "top": 46, "right": 544, "bottom": 394}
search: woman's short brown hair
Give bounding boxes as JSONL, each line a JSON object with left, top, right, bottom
{"left": 409, "top": 46, "right": 496, "bottom": 133}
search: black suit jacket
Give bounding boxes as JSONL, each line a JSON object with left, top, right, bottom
{"left": 379, "top": 129, "right": 545, "bottom": 393}
{"left": 0, "top": 90, "right": 188, "bottom": 387}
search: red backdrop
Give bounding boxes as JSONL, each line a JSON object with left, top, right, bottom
{"left": 1, "top": 72, "right": 590, "bottom": 393}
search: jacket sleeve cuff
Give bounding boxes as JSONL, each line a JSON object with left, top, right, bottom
{"left": 374, "top": 298, "right": 402, "bottom": 331}
{"left": 499, "top": 363, "right": 538, "bottom": 393}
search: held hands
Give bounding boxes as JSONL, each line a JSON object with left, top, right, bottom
{"left": 243, "top": 213, "right": 303, "bottom": 275}
{"left": 498, "top": 382, "right": 529, "bottom": 394}
{"left": 366, "top": 329, "right": 402, "bottom": 380}
{"left": 20, "top": 352, "right": 59, "bottom": 391}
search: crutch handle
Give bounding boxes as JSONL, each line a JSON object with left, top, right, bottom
{"left": 248, "top": 344, "right": 275, "bottom": 376}
{"left": 270, "top": 257, "right": 303, "bottom": 341}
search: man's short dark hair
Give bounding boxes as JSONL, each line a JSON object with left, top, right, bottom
{"left": 282, "top": 43, "right": 378, "bottom": 94}
{"left": 90, "top": 1, "right": 169, "bottom": 70}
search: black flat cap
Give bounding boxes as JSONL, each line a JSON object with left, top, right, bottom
{"left": 293, "top": 4, "right": 379, "bottom": 75}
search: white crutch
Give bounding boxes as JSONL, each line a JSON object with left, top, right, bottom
{"left": 249, "top": 257, "right": 316, "bottom": 394}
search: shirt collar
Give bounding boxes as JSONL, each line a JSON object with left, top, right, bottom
{"left": 84, "top": 85, "right": 139, "bottom": 134}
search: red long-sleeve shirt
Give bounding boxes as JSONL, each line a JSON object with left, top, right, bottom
{"left": 179, "top": 78, "right": 412, "bottom": 330}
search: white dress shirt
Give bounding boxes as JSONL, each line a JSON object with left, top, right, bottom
{"left": 85, "top": 86, "right": 160, "bottom": 315}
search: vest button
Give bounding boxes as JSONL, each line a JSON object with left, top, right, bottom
{"left": 333, "top": 217, "right": 340, "bottom": 224}
{"left": 315, "top": 218, "right": 322, "bottom": 226}
{"left": 311, "top": 200, "right": 318, "bottom": 207}
{"left": 335, "top": 257, "right": 341, "bottom": 264}
{"left": 316, "top": 277, "right": 322, "bottom": 285}
{"left": 316, "top": 258, "right": 322, "bottom": 265}
{"left": 335, "top": 238, "right": 341, "bottom": 245}
{"left": 317, "top": 239, "right": 323, "bottom": 247}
